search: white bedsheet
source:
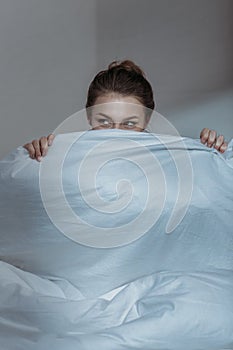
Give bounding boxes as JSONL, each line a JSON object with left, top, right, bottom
{"left": 0, "top": 130, "right": 233, "bottom": 349}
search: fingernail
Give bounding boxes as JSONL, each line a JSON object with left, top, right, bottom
{"left": 37, "top": 156, "right": 42, "bottom": 162}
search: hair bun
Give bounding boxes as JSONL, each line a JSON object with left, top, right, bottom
{"left": 108, "top": 60, "right": 145, "bottom": 77}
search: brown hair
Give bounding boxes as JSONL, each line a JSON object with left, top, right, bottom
{"left": 85, "top": 60, "right": 155, "bottom": 117}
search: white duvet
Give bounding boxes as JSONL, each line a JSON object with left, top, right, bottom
{"left": 0, "top": 130, "right": 233, "bottom": 350}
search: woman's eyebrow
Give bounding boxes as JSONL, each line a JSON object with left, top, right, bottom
{"left": 97, "top": 113, "right": 140, "bottom": 121}
{"left": 96, "top": 113, "right": 112, "bottom": 120}
{"left": 122, "top": 116, "right": 140, "bottom": 121}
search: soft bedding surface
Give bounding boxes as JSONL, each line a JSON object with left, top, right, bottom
{"left": 0, "top": 129, "right": 233, "bottom": 350}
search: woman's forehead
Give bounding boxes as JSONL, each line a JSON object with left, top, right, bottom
{"left": 94, "top": 94, "right": 142, "bottom": 105}
{"left": 92, "top": 100, "right": 145, "bottom": 119}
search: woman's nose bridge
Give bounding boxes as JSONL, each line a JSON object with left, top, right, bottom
{"left": 111, "top": 122, "right": 121, "bottom": 129}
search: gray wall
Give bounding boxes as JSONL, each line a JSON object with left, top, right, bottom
{"left": 0, "top": 0, "right": 97, "bottom": 158}
{"left": 0, "top": 0, "right": 232, "bottom": 159}
{"left": 96, "top": 0, "right": 233, "bottom": 138}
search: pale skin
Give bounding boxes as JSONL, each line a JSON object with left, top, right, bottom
{"left": 23, "top": 94, "right": 228, "bottom": 161}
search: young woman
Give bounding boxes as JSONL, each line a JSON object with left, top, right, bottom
{"left": 23, "top": 60, "right": 228, "bottom": 161}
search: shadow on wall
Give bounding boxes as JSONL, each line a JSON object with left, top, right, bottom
{"left": 157, "top": 87, "right": 233, "bottom": 140}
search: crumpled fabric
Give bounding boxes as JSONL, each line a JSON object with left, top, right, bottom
{"left": 0, "top": 129, "right": 233, "bottom": 350}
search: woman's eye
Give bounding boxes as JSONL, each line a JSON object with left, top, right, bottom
{"left": 98, "top": 119, "right": 111, "bottom": 126}
{"left": 124, "top": 121, "right": 136, "bottom": 128}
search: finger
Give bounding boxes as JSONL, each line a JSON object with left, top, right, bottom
{"left": 200, "top": 128, "right": 210, "bottom": 144}
{"left": 32, "top": 139, "right": 42, "bottom": 161}
{"left": 23, "top": 143, "right": 36, "bottom": 159}
{"left": 219, "top": 142, "right": 228, "bottom": 153}
{"left": 39, "top": 136, "right": 49, "bottom": 156}
{"left": 207, "top": 130, "right": 217, "bottom": 147}
{"left": 47, "top": 134, "right": 55, "bottom": 146}
{"left": 214, "top": 135, "right": 224, "bottom": 151}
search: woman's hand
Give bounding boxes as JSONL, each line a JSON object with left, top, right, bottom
{"left": 23, "top": 134, "right": 55, "bottom": 161}
{"left": 200, "top": 128, "right": 228, "bottom": 153}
